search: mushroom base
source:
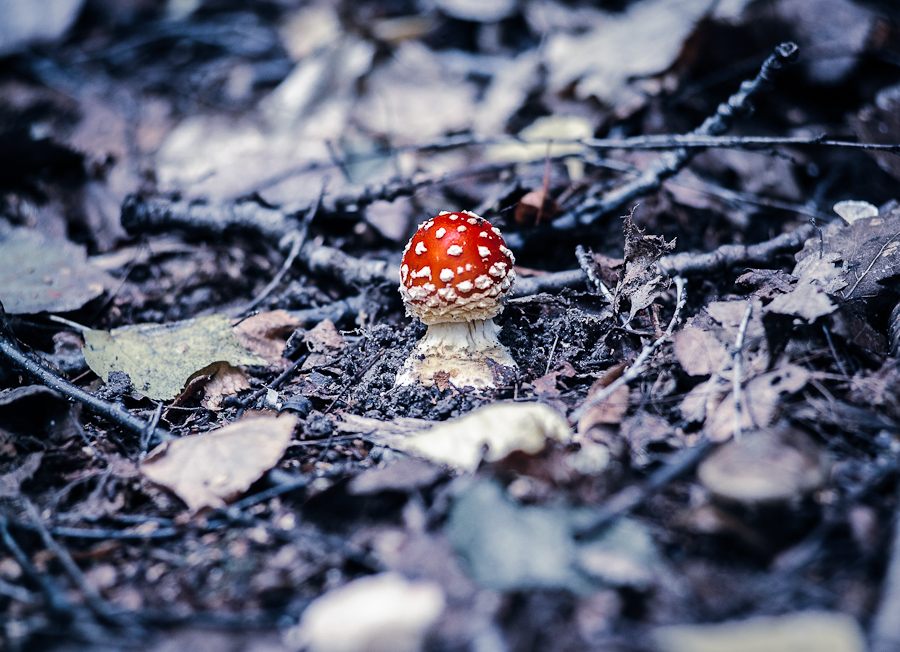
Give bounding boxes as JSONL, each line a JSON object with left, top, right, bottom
{"left": 394, "top": 319, "right": 518, "bottom": 389}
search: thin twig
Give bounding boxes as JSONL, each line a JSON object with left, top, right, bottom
{"left": 0, "top": 514, "right": 73, "bottom": 617}
{"left": 575, "top": 437, "right": 715, "bottom": 540}
{"left": 574, "top": 245, "right": 615, "bottom": 304}
{"left": 386, "top": 131, "right": 900, "bottom": 157}
{"left": 561, "top": 42, "right": 800, "bottom": 227}
{"left": 570, "top": 276, "right": 687, "bottom": 423}
{"left": 238, "top": 234, "right": 304, "bottom": 315}
{"left": 512, "top": 269, "right": 587, "bottom": 297}
{"left": 0, "top": 576, "right": 36, "bottom": 604}
{"left": 822, "top": 324, "right": 850, "bottom": 379}
{"left": 237, "top": 188, "right": 325, "bottom": 317}
{"left": 0, "top": 304, "right": 169, "bottom": 444}
{"left": 657, "top": 222, "right": 816, "bottom": 277}
{"left": 731, "top": 301, "right": 753, "bottom": 440}
{"left": 240, "top": 354, "right": 308, "bottom": 409}
{"left": 545, "top": 332, "right": 560, "bottom": 376}
{"left": 122, "top": 195, "right": 597, "bottom": 298}
{"left": 842, "top": 229, "right": 900, "bottom": 299}
{"left": 22, "top": 498, "right": 141, "bottom": 630}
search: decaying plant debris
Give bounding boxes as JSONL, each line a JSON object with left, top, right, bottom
{"left": 1, "top": 1, "right": 900, "bottom": 651}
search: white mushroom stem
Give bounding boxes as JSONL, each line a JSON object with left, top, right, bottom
{"left": 395, "top": 319, "right": 518, "bottom": 389}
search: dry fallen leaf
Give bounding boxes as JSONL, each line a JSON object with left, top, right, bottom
{"left": 765, "top": 280, "right": 837, "bottom": 323}
{"left": 341, "top": 403, "right": 572, "bottom": 472}
{"left": 304, "top": 319, "right": 346, "bottom": 353}
{"left": 0, "top": 223, "right": 113, "bottom": 315}
{"left": 202, "top": 362, "right": 253, "bottom": 411}
{"left": 141, "top": 412, "right": 298, "bottom": 512}
{"left": 794, "top": 205, "right": 900, "bottom": 304}
{"left": 673, "top": 326, "right": 729, "bottom": 377}
{"left": 544, "top": 0, "right": 731, "bottom": 113}
{"left": 705, "top": 364, "right": 809, "bottom": 442}
{"left": 233, "top": 310, "right": 304, "bottom": 364}
{"left": 285, "top": 572, "right": 445, "bottom": 652}
{"left": 577, "top": 385, "right": 629, "bottom": 437}
{"left": 653, "top": 611, "right": 865, "bottom": 652}
{"left": 83, "top": 314, "right": 267, "bottom": 401}
{"left": 614, "top": 210, "right": 676, "bottom": 323}
{"left": 698, "top": 425, "right": 829, "bottom": 504}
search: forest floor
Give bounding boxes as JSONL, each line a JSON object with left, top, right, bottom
{"left": 1, "top": 0, "right": 900, "bottom": 651}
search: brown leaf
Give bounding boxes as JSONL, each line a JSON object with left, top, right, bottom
{"left": 678, "top": 376, "right": 729, "bottom": 425}
{"left": 705, "top": 365, "right": 809, "bottom": 442}
{"left": 698, "top": 424, "right": 829, "bottom": 504}
{"left": 614, "top": 211, "right": 676, "bottom": 322}
{"left": 141, "top": 412, "right": 298, "bottom": 512}
{"left": 532, "top": 371, "right": 562, "bottom": 399}
{"left": 673, "top": 327, "right": 728, "bottom": 376}
{"left": 234, "top": 310, "right": 304, "bottom": 364}
{"left": 202, "top": 362, "right": 252, "bottom": 411}
{"left": 0, "top": 223, "right": 113, "bottom": 315}
{"left": 515, "top": 189, "right": 560, "bottom": 226}
{"left": 304, "top": 319, "right": 347, "bottom": 353}
{"left": 765, "top": 280, "right": 837, "bottom": 323}
{"left": 706, "top": 300, "right": 765, "bottom": 340}
{"left": 577, "top": 385, "right": 629, "bottom": 436}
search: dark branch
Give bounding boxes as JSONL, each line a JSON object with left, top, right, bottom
{"left": 559, "top": 42, "right": 800, "bottom": 228}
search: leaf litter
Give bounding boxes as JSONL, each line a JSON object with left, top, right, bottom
{"left": 0, "top": 1, "right": 899, "bottom": 651}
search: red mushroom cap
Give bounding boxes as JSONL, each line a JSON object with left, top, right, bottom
{"left": 399, "top": 211, "right": 516, "bottom": 325}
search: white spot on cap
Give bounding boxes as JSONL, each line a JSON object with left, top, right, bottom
{"left": 406, "top": 286, "right": 430, "bottom": 300}
{"left": 457, "top": 266, "right": 464, "bottom": 273}
{"left": 456, "top": 280, "right": 474, "bottom": 293}
{"left": 467, "top": 217, "right": 480, "bottom": 225}
{"left": 491, "top": 227, "right": 501, "bottom": 236}
{"left": 437, "top": 287, "right": 458, "bottom": 301}
{"left": 457, "top": 226, "right": 466, "bottom": 232}
{"left": 400, "top": 264, "right": 409, "bottom": 282}
{"left": 411, "top": 266, "right": 432, "bottom": 280}
{"left": 447, "top": 245, "right": 463, "bottom": 256}
{"left": 449, "top": 214, "right": 459, "bottom": 220}
{"left": 439, "top": 268, "right": 454, "bottom": 282}
{"left": 479, "top": 231, "right": 489, "bottom": 238}
{"left": 438, "top": 211, "right": 451, "bottom": 216}
{"left": 499, "top": 245, "right": 512, "bottom": 258}
{"left": 478, "top": 246, "right": 491, "bottom": 258}
{"left": 474, "top": 275, "right": 493, "bottom": 290}
{"left": 422, "top": 220, "right": 434, "bottom": 230}
{"left": 435, "top": 227, "right": 447, "bottom": 238}
{"left": 415, "top": 241, "right": 427, "bottom": 255}
{"left": 488, "top": 262, "right": 507, "bottom": 277}
{"left": 465, "top": 263, "right": 473, "bottom": 271}
{"left": 422, "top": 283, "right": 436, "bottom": 294}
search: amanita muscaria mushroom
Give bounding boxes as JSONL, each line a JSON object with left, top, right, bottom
{"left": 396, "top": 210, "right": 517, "bottom": 388}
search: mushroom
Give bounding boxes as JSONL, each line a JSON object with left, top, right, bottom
{"left": 396, "top": 210, "right": 517, "bottom": 389}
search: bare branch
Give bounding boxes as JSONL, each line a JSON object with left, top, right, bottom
{"left": 658, "top": 222, "right": 816, "bottom": 277}
{"left": 557, "top": 42, "right": 800, "bottom": 228}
